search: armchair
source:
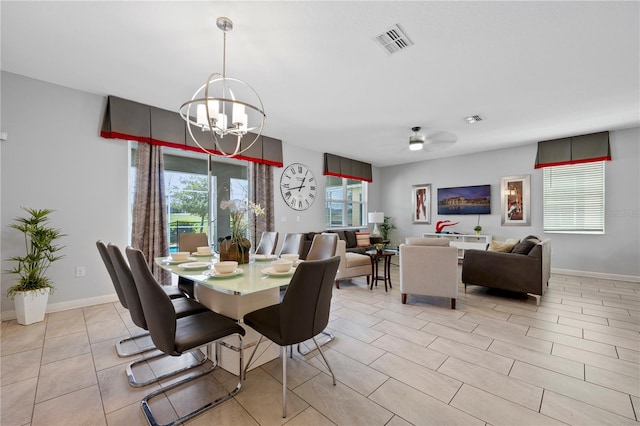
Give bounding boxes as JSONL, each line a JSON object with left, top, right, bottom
{"left": 334, "top": 239, "right": 371, "bottom": 289}
{"left": 399, "top": 238, "right": 458, "bottom": 308}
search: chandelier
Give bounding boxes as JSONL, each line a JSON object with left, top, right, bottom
{"left": 180, "top": 17, "right": 266, "bottom": 157}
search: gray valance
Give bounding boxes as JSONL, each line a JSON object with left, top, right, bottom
{"left": 323, "top": 153, "right": 372, "bottom": 182}
{"left": 101, "top": 95, "right": 283, "bottom": 167}
{"left": 534, "top": 131, "right": 611, "bottom": 169}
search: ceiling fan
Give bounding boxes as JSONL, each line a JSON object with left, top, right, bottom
{"left": 409, "top": 126, "right": 457, "bottom": 151}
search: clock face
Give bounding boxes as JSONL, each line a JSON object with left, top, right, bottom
{"left": 280, "top": 163, "right": 317, "bottom": 211}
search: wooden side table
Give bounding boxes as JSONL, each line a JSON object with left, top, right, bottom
{"left": 367, "top": 250, "right": 394, "bottom": 291}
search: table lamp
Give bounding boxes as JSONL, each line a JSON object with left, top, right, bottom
{"left": 368, "top": 212, "right": 384, "bottom": 238}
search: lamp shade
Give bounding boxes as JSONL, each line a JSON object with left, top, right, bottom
{"left": 368, "top": 212, "right": 384, "bottom": 224}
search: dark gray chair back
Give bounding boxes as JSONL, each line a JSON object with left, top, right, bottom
{"left": 255, "top": 231, "right": 279, "bottom": 255}
{"left": 96, "top": 240, "right": 128, "bottom": 309}
{"left": 306, "top": 233, "right": 338, "bottom": 261}
{"left": 279, "top": 256, "right": 340, "bottom": 344}
{"left": 107, "top": 243, "right": 148, "bottom": 330}
{"left": 278, "top": 233, "right": 304, "bottom": 256}
{"left": 126, "top": 247, "right": 177, "bottom": 355}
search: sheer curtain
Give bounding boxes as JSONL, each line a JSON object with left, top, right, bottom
{"left": 249, "top": 162, "right": 274, "bottom": 248}
{"left": 131, "top": 143, "right": 171, "bottom": 285}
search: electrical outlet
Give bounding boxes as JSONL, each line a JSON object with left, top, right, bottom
{"left": 75, "top": 266, "right": 85, "bottom": 277}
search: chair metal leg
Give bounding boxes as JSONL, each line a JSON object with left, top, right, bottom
{"left": 313, "top": 336, "right": 336, "bottom": 385}
{"left": 282, "top": 346, "right": 287, "bottom": 418}
{"left": 126, "top": 349, "right": 207, "bottom": 388}
{"left": 116, "top": 331, "right": 155, "bottom": 357}
{"left": 243, "top": 334, "right": 264, "bottom": 380}
{"left": 297, "top": 329, "right": 334, "bottom": 355}
{"left": 141, "top": 335, "right": 244, "bottom": 426}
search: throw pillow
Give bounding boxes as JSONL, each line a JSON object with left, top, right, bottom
{"left": 343, "top": 230, "right": 358, "bottom": 248}
{"left": 488, "top": 239, "right": 520, "bottom": 253}
{"left": 355, "top": 232, "right": 370, "bottom": 247}
{"left": 511, "top": 238, "right": 538, "bottom": 255}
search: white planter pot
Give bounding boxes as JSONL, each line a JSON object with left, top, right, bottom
{"left": 14, "top": 288, "right": 50, "bottom": 325}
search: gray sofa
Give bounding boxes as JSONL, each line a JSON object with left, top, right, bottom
{"left": 461, "top": 235, "right": 551, "bottom": 304}
{"left": 300, "top": 229, "right": 381, "bottom": 259}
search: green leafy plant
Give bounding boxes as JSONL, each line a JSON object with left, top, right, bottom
{"left": 6, "top": 208, "right": 66, "bottom": 299}
{"left": 473, "top": 225, "right": 482, "bottom": 232}
{"left": 379, "top": 216, "right": 396, "bottom": 241}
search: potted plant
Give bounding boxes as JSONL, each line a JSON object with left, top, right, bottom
{"left": 6, "top": 207, "right": 65, "bottom": 325}
{"left": 374, "top": 243, "right": 385, "bottom": 254}
{"left": 379, "top": 216, "right": 396, "bottom": 243}
{"left": 218, "top": 199, "right": 264, "bottom": 264}
{"left": 474, "top": 215, "right": 482, "bottom": 235}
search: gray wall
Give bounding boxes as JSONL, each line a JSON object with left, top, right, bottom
{"left": 380, "top": 127, "right": 640, "bottom": 279}
{"left": 1, "top": 71, "right": 637, "bottom": 318}
{"left": 1, "top": 72, "right": 131, "bottom": 315}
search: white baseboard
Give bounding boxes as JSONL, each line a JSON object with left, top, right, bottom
{"left": 552, "top": 268, "right": 640, "bottom": 283}
{"left": 1, "top": 293, "right": 119, "bottom": 322}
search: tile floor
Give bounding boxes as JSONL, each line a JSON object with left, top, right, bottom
{"left": 1, "top": 265, "right": 639, "bottom": 425}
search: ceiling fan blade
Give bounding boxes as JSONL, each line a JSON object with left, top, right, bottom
{"left": 423, "top": 131, "right": 457, "bottom": 150}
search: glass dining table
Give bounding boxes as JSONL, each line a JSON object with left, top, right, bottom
{"left": 155, "top": 254, "right": 293, "bottom": 374}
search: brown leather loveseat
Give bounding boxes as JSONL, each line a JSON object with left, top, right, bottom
{"left": 461, "top": 235, "right": 550, "bottom": 305}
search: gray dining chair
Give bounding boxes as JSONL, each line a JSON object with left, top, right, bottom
{"left": 107, "top": 243, "right": 210, "bottom": 387}
{"left": 244, "top": 256, "right": 340, "bottom": 418}
{"left": 96, "top": 240, "right": 186, "bottom": 357}
{"left": 126, "top": 246, "right": 245, "bottom": 426}
{"left": 278, "top": 233, "right": 304, "bottom": 256}
{"left": 305, "top": 233, "right": 338, "bottom": 260}
{"left": 297, "top": 233, "right": 339, "bottom": 354}
{"left": 255, "top": 231, "right": 279, "bottom": 255}
{"left": 177, "top": 232, "right": 209, "bottom": 298}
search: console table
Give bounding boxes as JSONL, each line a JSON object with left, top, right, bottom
{"left": 421, "top": 233, "right": 492, "bottom": 260}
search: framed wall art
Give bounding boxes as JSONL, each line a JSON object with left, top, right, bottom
{"left": 411, "top": 184, "right": 431, "bottom": 224}
{"left": 501, "top": 175, "right": 530, "bottom": 226}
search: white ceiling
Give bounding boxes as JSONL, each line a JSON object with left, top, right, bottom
{"left": 2, "top": 1, "right": 638, "bottom": 167}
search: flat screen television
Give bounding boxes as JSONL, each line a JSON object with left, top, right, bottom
{"left": 437, "top": 184, "right": 491, "bottom": 215}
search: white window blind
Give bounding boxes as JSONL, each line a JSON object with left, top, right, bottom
{"left": 543, "top": 161, "right": 605, "bottom": 234}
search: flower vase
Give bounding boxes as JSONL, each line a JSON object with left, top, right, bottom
{"left": 219, "top": 238, "right": 251, "bottom": 264}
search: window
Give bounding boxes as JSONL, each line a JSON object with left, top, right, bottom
{"left": 543, "top": 161, "right": 605, "bottom": 234}
{"left": 130, "top": 145, "right": 248, "bottom": 250}
{"left": 325, "top": 176, "right": 367, "bottom": 227}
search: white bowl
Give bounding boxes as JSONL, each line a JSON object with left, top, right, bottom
{"left": 271, "top": 259, "right": 293, "bottom": 273}
{"left": 171, "top": 252, "right": 190, "bottom": 261}
{"left": 280, "top": 253, "right": 299, "bottom": 263}
{"left": 197, "top": 246, "right": 211, "bottom": 254}
{"left": 214, "top": 261, "right": 238, "bottom": 274}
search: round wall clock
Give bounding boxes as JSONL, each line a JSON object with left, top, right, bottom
{"left": 280, "top": 163, "right": 317, "bottom": 211}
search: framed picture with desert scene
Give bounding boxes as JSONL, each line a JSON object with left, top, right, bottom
{"left": 501, "top": 175, "right": 530, "bottom": 226}
{"left": 411, "top": 183, "right": 431, "bottom": 224}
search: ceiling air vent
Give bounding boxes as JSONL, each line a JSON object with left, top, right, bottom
{"left": 464, "top": 114, "right": 484, "bottom": 124}
{"left": 373, "top": 24, "right": 413, "bottom": 55}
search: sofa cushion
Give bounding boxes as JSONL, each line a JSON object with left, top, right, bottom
{"left": 345, "top": 252, "right": 370, "bottom": 268}
{"left": 343, "top": 230, "right": 358, "bottom": 248}
{"left": 488, "top": 239, "right": 520, "bottom": 253}
{"left": 511, "top": 238, "right": 538, "bottom": 255}
{"left": 355, "top": 232, "right": 370, "bottom": 247}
